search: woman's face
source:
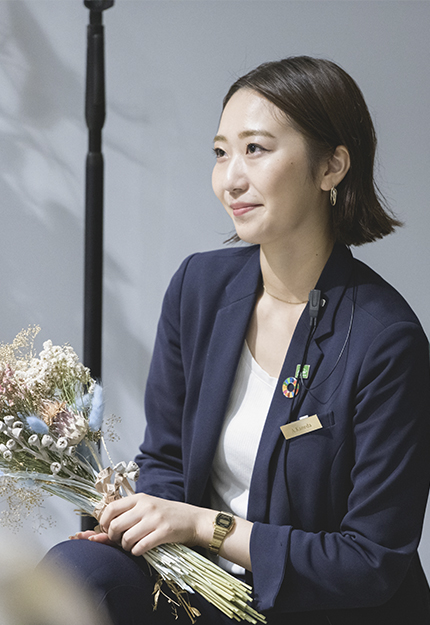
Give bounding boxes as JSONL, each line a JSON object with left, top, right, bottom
{"left": 212, "top": 89, "right": 330, "bottom": 248}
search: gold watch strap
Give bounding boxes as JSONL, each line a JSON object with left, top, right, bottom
{"left": 208, "top": 512, "right": 235, "bottom": 555}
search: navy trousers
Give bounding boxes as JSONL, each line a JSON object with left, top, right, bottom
{"left": 43, "top": 541, "right": 334, "bottom": 624}
{"left": 43, "top": 540, "right": 247, "bottom": 625}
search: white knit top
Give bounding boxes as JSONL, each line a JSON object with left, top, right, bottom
{"left": 210, "top": 341, "right": 277, "bottom": 574}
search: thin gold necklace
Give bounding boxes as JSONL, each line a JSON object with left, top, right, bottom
{"left": 262, "top": 284, "right": 308, "bottom": 305}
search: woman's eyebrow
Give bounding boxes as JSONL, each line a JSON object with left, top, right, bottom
{"left": 213, "top": 129, "right": 276, "bottom": 143}
{"left": 213, "top": 134, "right": 227, "bottom": 143}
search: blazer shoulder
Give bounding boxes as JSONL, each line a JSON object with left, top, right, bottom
{"left": 162, "top": 245, "right": 260, "bottom": 316}
{"left": 183, "top": 245, "right": 258, "bottom": 272}
{"left": 352, "top": 257, "right": 425, "bottom": 332}
{"left": 175, "top": 245, "right": 260, "bottom": 289}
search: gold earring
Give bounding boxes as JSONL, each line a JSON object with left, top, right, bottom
{"left": 330, "top": 187, "right": 337, "bottom": 206}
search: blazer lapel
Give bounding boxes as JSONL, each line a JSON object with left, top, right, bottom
{"left": 248, "top": 244, "right": 355, "bottom": 522}
{"left": 186, "top": 247, "right": 261, "bottom": 504}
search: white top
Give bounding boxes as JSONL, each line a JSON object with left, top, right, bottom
{"left": 210, "top": 341, "right": 277, "bottom": 574}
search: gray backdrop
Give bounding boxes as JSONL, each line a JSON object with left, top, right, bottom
{"left": 0, "top": 0, "right": 429, "bottom": 577}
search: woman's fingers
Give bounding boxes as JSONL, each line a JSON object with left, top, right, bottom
{"left": 69, "top": 529, "right": 98, "bottom": 540}
{"left": 87, "top": 533, "right": 117, "bottom": 547}
{"left": 68, "top": 526, "right": 116, "bottom": 548}
{"left": 99, "top": 495, "right": 138, "bottom": 530}
{"left": 126, "top": 527, "right": 168, "bottom": 557}
{"left": 106, "top": 503, "right": 150, "bottom": 543}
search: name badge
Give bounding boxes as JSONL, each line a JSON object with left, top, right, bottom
{"left": 280, "top": 414, "right": 322, "bottom": 441}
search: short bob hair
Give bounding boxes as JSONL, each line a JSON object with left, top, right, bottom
{"left": 223, "top": 56, "right": 401, "bottom": 247}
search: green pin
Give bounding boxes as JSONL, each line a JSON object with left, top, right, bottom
{"left": 295, "top": 364, "right": 310, "bottom": 379}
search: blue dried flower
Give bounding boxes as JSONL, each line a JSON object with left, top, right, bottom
{"left": 26, "top": 415, "right": 49, "bottom": 434}
{"left": 75, "top": 393, "right": 92, "bottom": 411}
{"left": 88, "top": 383, "right": 104, "bottom": 431}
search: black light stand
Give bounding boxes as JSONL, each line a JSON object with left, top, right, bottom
{"left": 82, "top": 0, "right": 114, "bottom": 531}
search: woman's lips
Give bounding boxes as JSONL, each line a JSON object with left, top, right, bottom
{"left": 230, "top": 202, "right": 261, "bottom": 217}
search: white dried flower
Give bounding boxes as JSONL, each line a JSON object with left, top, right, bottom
{"left": 3, "top": 450, "right": 12, "bottom": 461}
{"left": 0, "top": 422, "right": 6, "bottom": 432}
{"left": 50, "top": 462, "right": 62, "bottom": 474}
{"left": 11, "top": 428, "right": 23, "bottom": 439}
{"left": 41, "top": 434, "right": 54, "bottom": 448}
{"left": 0, "top": 443, "right": 7, "bottom": 453}
{"left": 55, "top": 437, "right": 68, "bottom": 450}
{"left": 4, "top": 415, "right": 14, "bottom": 427}
{"left": 28, "top": 434, "right": 40, "bottom": 448}
{"left": 42, "top": 340, "right": 53, "bottom": 353}
{"left": 6, "top": 439, "right": 17, "bottom": 450}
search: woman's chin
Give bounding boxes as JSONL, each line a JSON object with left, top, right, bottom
{"left": 232, "top": 225, "right": 263, "bottom": 246}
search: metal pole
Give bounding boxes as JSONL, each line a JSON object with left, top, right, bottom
{"left": 82, "top": 0, "right": 114, "bottom": 531}
{"left": 83, "top": 0, "right": 113, "bottom": 380}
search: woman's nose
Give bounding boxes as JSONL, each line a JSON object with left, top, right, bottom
{"left": 224, "top": 156, "right": 249, "bottom": 195}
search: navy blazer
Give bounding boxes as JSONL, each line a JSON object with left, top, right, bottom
{"left": 135, "top": 243, "right": 430, "bottom": 622}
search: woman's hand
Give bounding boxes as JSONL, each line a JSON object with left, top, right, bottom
{"left": 98, "top": 493, "right": 210, "bottom": 557}
{"left": 68, "top": 528, "right": 117, "bottom": 547}
{"left": 70, "top": 494, "right": 253, "bottom": 570}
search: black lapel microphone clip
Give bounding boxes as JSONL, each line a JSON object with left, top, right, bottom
{"left": 309, "top": 289, "right": 321, "bottom": 328}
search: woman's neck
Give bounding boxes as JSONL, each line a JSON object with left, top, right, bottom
{"left": 259, "top": 236, "right": 334, "bottom": 304}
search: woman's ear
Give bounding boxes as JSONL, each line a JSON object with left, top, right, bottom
{"left": 320, "top": 145, "right": 350, "bottom": 191}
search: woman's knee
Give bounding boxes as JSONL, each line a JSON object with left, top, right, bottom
{"left": 43, "top": 539, "right": 150, "bottom": 589}
{"left": 41, "top": 540, "right": 158, "bottom": 624}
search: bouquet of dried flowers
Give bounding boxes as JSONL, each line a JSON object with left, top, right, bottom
{"left": 0, "top": 328, "right": 266, "bottom": 624}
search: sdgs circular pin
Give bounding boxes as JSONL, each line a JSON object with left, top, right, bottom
{"left": 282, "top": 377, "right": 299, "bottom": 399}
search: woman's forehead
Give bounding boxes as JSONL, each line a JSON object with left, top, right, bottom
{"left": 216, "top": 89, "right": 292, "bottom": 140}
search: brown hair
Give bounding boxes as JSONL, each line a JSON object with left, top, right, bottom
{"left": 223, "top": 56, "right": 401, "bottom": 246}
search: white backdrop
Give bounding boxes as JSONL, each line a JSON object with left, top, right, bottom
{"left": 0, "top": 0, "right": 429, "bottom": 575}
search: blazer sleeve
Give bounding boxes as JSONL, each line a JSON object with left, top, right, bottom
{"left": 134, "top": 255, "right": 194, "bottom": 502}
{"left": 250, "top": 321, "right": 430, "bottom": 613}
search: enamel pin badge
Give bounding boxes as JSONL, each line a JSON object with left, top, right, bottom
{"left": 282, "top": 377, "right": 299, "bottom": 398}
{"left": 282, "top": 365, "right": 310, "bottom": 399}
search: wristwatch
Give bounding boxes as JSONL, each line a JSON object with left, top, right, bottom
{"left": 208, "top": 511, "right": 235, "bottom": 555}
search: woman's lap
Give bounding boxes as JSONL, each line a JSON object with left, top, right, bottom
{"left": 43, "top": 540, "right": 346, "bottom": 625}
{"left": 42, "top": 539, "right": 238, "bottom": 625}
{"left": 42, "top": 540, "right": 333, "bottom": 625}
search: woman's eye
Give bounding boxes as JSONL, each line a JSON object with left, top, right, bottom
{"left": 246, "top": 143, "right": 266, "bottom": 154}
{"left": 213, "top": 147, "right": 226, "bottom": 158}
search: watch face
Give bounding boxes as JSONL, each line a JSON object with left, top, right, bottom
{"left": 217, "top": 512, "right": 234, "bottom": 529}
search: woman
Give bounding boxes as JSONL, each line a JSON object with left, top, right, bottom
{"left": 46, "top": 57, "right": 430, "bottom": 624}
